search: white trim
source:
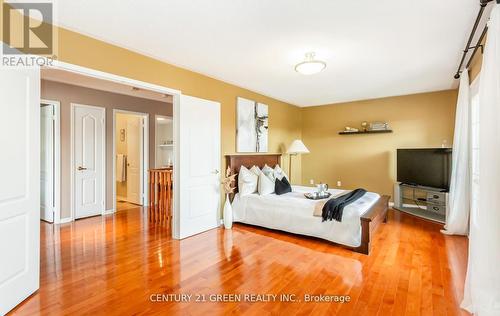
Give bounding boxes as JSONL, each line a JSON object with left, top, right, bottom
{"left": 112, "top": 109, "right": 149, "bottom": 212}
{"left": 40, "top": 99, "right": 62, "bottom": 224}
{"left": 46, "top": 61, "right": 181, "bottom": 239}
{"left": 154, "top": 114, "right": 173, "bottom": 168}
{"left": 70, "top": 103, "right": 107, "bottom": 220}
{"left": 172, "top": 94, "right": 180, "bottom": 239}
{"left": 59, "top": 217, "right": 72, "bottom": 224}
{"left": 48, "top": 61, "right": 181, "bottom": 97}
{"left": 104, "top": 209, "right": 115, "bottom": 215}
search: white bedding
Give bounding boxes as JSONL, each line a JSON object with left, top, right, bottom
{"left": 232, "top": 185, "right": 380, "bottom": 247}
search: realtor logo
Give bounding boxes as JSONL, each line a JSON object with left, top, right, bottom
{"left": 2, "top": 1, "right": 54, "bottom": 55}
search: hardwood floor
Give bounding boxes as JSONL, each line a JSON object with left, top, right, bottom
{"left": 10, "top": 208, "right": 469, "bottom": 316}
{"left": 115, "top": 200, "right": 141, "bottom": 212}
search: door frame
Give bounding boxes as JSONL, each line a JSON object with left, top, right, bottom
{"left": 40, "top": 99, "right": 61, "bottom": 223}
{"left": 112, "top": 109, "right": 149, "bottom": 210}
{"left": 48, "top": 61, "right": 181, "bottom": 237}
{"left": 70, "top": 102, "right": 107, "bottom": 220}
{"left": 154, "top": 114, "right": 173, "bottom": 168}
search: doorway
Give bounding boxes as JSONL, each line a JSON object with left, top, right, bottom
{"left": 114, "top": 110, "right": 149, "bottom": 210}
{"left": 40, "top": 100, "right": 61, "bottom": 223}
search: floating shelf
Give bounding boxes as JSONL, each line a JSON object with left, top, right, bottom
{"left": 159, "top": 144, "right": 174, "bottom": 147}
{"left": 338, "top": 130, "right": 393, "bottom": 135}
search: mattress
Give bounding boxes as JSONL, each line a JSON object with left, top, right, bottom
{"left": 232, "top": 185, "right": 380, "bottom": 247}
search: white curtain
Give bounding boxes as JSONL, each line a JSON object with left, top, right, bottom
{"left": 461, "top": 4, "right": 500, "bottom": 315}
{"left": 442, "top": 70, "right": 471, "bottom": 236}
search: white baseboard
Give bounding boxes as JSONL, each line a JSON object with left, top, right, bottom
{"left": 116, "top": 195, "right": 127, "bottom": 202}
{"left": 59, "top": 217, "right": 72, "bottom": 224}
{"left": 104, "top": 209, "right": 115, "bottom": 215}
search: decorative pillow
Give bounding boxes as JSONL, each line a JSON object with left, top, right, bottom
{"left": 238, "top": 165, "right": 260, "bottom": 196}
{"left": 258, "top": 170, "right": 275, "bottom": 195}
{"left": 275, "top": 176, "right": 292, "bottom": 195}
{"left": 274, "top": 164, "right": 288, "bottom": 181}
{"left": 261, "top": 164, "right": 275, "bottom": 181}
{"left": 250, "top": 165, "right": 261, "bottom": 176}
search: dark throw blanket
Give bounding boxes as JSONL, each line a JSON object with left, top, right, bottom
{"left": 322, "top": 188, "right": 367, "bottom": 222}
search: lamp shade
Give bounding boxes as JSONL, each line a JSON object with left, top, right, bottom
{"left": 286, "top": 139, "right": 310, "bottom": 154}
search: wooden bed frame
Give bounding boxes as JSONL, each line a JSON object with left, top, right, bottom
{"left": 225, "top": 154, "right": 390, "bottom": 255}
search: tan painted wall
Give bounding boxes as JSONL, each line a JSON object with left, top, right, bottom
{"left": 300, "top": 90, "right": 458, "bottom": 198}
{"left": 41, "top": 80, "right": 172, "bottom": 218}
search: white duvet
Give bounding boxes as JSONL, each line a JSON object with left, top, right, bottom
{"left": 232, "top": 185, "right": 380, "bottom": 247}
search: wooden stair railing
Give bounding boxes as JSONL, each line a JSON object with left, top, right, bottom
{"left": 148, "top": 168, "right": 173, "bottom": 227}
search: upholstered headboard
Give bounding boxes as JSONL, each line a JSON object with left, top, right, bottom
{"left": 225, "top": 154, "right": 282, "bottom": 197}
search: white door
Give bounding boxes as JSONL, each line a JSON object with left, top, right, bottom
{"left": 0, "top": 68, "right": 40, "bottom": 315}
{"left": 73, "top": 104, "right": 105, "bottom": 219}
{"left": 40, "top": 104, "right": 54, "bottom": 222}
{"left": 126, "top": 116, "right": 143, "bottom": 205}
{"left": 177, "top": 95, "right": 220, "bottom": 239}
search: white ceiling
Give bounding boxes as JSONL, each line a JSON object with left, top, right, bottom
{"left": 53, "top": 0, "right": 485, "bottom": 106}
{"left": 41, "top": 68, "right": 174, "bottom": 103}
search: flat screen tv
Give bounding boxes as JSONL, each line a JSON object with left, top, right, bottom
{"left": 397, "top": 148, "right": 452, "bottom": 190}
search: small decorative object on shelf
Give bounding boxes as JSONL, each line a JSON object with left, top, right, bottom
{"left": 222, "top": 166, "right": 237, "bottom": 229}
{"left": 361, "top": 121, "right": 368, "bottom": 132}
{"left": 342, "top": 126, "right": 359, "bottom": 133}
{"left": 368, "top": 121, "right": 390, "bottom": 131}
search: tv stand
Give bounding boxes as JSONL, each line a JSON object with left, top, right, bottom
{"left": 393, "top": 183, "right": 447, "bottom": 224}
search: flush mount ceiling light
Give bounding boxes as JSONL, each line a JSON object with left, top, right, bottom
{"left": 294, "top": 52, "right": 326, "bottom": 75}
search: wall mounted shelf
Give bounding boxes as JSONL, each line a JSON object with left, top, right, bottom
{"left": 338, "top": 130, "right": 393, "bottom": 135}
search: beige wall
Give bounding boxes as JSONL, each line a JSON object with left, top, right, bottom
{"left": 301, "top": 90, "right": 457, "bottom": 198}
{"left": 41, "top": 80, "right": 172, "bottom": 218}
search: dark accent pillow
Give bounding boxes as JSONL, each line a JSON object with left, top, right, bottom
{"left": 275, "top": 177, "right": 292, "bottom": 195}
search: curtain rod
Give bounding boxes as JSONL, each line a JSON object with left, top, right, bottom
{"left": 454, "top": 0, "right": 498, "bottom": 79}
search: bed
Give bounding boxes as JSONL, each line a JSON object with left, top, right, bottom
{"left": 226, "top": 154, "right": 390, "bottom": 255}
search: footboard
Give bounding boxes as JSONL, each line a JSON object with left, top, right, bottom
{"left": 353, "top": 195, "right": 390, "bottom": 255}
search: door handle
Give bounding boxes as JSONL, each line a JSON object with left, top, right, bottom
{"left": 77, "top": 166, "right": 87, "bottom": 171}
{"left": 212, "top": 169, "right": 219, "bottom": 174}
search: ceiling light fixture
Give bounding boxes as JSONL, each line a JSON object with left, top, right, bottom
{"left": 295, "top": 52, "right": 326, "bottom": 75}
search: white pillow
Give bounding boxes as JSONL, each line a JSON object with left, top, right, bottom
{"left": 258, "top": 170, "right": 275, "bottom": 195}
{"left": 238, "top": 165, "right": 260, "bottom": 196}
{"left": 261, "top": 164, "right": 275, "bottom": 181}
{"left": 274, "top": 164, "right": 288, "bottom": 181}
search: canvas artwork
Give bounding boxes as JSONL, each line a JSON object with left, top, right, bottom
{"left": 236, "top": 97, "right": 268, "bottom": 152}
